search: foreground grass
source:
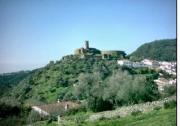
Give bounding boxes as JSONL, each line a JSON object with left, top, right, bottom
{"left": 35, "top": 108, "right": 176, "bottom": 126}
{"left": 83, "top": 108, "right": 176, "bottom": 126}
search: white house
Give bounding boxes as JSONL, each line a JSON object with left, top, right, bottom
{"left": 117, "top": 60, "right": 148, "bottom": 68}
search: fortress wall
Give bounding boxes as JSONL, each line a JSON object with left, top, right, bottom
{"left": 101, "top": 50, "right": 125, "bottom": 55}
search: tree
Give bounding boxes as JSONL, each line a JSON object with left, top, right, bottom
{"left": 74, "top": 72, "right": 113, "bottom": 112}
{"left": 103, "top": 71, "right": 159, "bottom": 106}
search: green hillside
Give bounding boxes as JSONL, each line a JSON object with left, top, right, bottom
{"left": 7, "top": 55, "right": 120, "bottom": 105}
{"left": 130, "top": 39, "right": 176, "bottom": 61}
{"left": 3, "top": 55, "right": 159, "bottom": 108}
{"left": 0, "top": 39, "right": 177, "bottom": 126}
{"left": 2, "top": 39, "right": 176, "bottom": 106}
{"left": 0, "top": 71, "right": 32, "bottom": 96}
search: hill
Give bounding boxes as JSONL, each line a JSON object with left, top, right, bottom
{"left": 0, "top": 39, "right": 176, "bottom": 125}
{"left": 5, "top": 56, "right": 120, "bottom": 105}
{"left": 0, "top": 71, "right": 33, "bottom": 96}
{"left": 129, "top": 39, "right": 176, "bottom": 61}
{"left": 1, "top": 39, "right": 176, "bottom": 107}
{"left": 3, "top": 55, "right": 159, "bottom": 108}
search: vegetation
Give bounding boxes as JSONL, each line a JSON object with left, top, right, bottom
{"left": 0, "top": 71, "right": 32, "bottom": 96}
{"left": 0, "top": 55, "right": 160, "bottom": 112}
{"left": 131, "top": 110, "right": 142, "bottom": 116}
{"left": 0, "top": 100, "right": 31, "bottom": 126}
{"left": 74, "top": 70, "right": 159, "bottom": 112}
{"left": 27, "top": 110, "right": 51, "bottom": 124}
{"left": 83, "top": 108, "right": 176, "bottom": 126}
{"left": 163, "top": 100, "right": 176, "bottom": 109}
{"left": 130, "top": 39, "right": 176, "bottom": 61}
{"left": 162, "top": 85, "right": 176, "bottom": 97}
{"left": 6, "top": 56, "right": 116, "bottom": 104}
{"left": 34, "top": 108, "right": 176, "bottom": 126}
{"left": 0, "top": 38, "right": 176, "bottom": 125}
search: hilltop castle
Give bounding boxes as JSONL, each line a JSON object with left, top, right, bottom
{"left": 74, "top": 41, "right": 126, "bottom": 59}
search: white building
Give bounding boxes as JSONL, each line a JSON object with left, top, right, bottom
{"left": 117, "top": 60, "right": 133, "bottom": 67}
{"left": 141, "top": 59, "right": 153, "bottom": 66}
{"left": 154, "top": 77, "right": 176, "bottom": 91}
{"left": 154, "top": 78, "right": 169, "bottom": 91}
{"left": 117, "top": 60, "right": 148, "bottom": 68}
{"left": 118, "top": 59, "right": 176, "bottom": 75}
{"left": 141, "top": 59, "right": 159, "bottom": 68}
{"left": 159, "top": 61, "right": 176, "bottom": 75}
{"left": 169, "top": 79, "right": 176, "bottom": 85}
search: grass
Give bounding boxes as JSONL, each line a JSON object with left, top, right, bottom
{"left": 83, "top": 108, "right": 176, "bottom": 126}
{"left": 35, "top": 107, "right": 176, "bottom": 126}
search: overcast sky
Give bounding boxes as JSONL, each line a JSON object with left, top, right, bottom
{"left": 0, "top": 0, "right": 176, "bottom": 73}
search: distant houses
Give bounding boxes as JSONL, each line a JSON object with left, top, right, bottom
{"left": 117, "top": 60, "right": 148, "bottom": 68}
{"left": 117, "top": 59, "right": 176, "bottom": 76}
{"left": 154, "top": 77, "right": 176, "bottom": 91}
{"left": 158, "top": 61, "right": 176, "bottom": 75}
{"left": 117, "top": 59, "right": 176, "bottom": 91}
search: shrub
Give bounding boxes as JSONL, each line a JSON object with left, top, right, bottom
{"left": 164, "top": 100, "right": 176, "bottom": 109}
{"left": 99, "top": 116, "right": 106, "bottom": 120}
{"left": 65, "top": 106, "right": 87, "bottom": 116}
{"left": 27, "top": 110, "right": 49, "bottom": 124}
{"left": 74, "top": 115, "right": 86, "bottom": 125}
{"left": 0, "top": 102, "right": 21, "bottom": 118}
{"left": 104, "top": 72, "right": 159, "bottom": 106}
{"left": 131, "top": 110, "right": 142, "bottom": 116}
{"left": 153, "top": 106, "right": 162, "bottom": 111}
{"left": 74, "top": 69, "right": 160, "bottom": 112}
{"left": 0, "top": 116, "right": 24, "bottom": 126}
{"left": 163, "top": 85, "right": 176, "bottom": 97}
{"left": 47, "top": 119, "right": 53, "bottom": 124}
{"left": 87, "top": 97, "right": 113, "bottom": 112}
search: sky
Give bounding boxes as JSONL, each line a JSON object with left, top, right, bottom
{"left": 0, "top": 0, "right": 176, "bottom": 73}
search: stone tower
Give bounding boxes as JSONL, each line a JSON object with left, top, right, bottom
{"left": 85, "top": 40, "right": 89, "bottom": 49}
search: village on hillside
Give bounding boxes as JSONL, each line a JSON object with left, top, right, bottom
{"left": 31, "top": 41, "right": 176, "bottom": 124}
{"left": 74, "top": 40, "right": 176, "bottom": 91}
{"left": 117, "top": 59, "right": 176, "bottom": 91}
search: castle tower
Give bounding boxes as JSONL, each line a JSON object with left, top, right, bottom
{"left": 85, "top": 40, "right": 89, "bottom": 49}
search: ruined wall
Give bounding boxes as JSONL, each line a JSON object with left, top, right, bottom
{"left": 74, "top": 42, "right": 126, "bottom": 59}
{"left": 74, "top": 48, "right": 85, "bottom": 55}
{"left": 101, "top": 50, "right": 126, "bottom": 59}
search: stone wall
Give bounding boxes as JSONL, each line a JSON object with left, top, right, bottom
{"left": 87, "top": 96, "right": 176, "bottom": 121}
{"left": 101, "top": 50, "right": 126, "bottom": 59}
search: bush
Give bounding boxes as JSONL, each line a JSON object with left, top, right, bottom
{"left": 74, "top": 115, "right": 86, "bottom": 125}
{"left": 74, "top": 69, "right": 160, "bottom": 112}
{"left": 153, "top": 106, "right": 162, "bottom": 111}
{"left": 0, "top": 116, "right": 24, "bottom": 126}
{"left": 131, "top": 110, "right": 142, "bottom": 116}
{"left": 104, "top": 71, "right": 159, "bottom": 106}
{"left": 164, "top": 100, "right": 176, "bottom": 109}
{"left": 163, "top": 85, "right": 176, "bottom": 97}
{"left": 87, "top": 97, "right": 113, "bottom": 112}
{"left": 0, "top": 102, "right": 21, "bottom": 118}
{"left": 27, "top": 110, "right": 49, "bottom": 124}
{"left": 65, "top": 106, "right": 87, "bottom": 116}
{"left": 99, "top": 116, "right": 106, "bottom": 120}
